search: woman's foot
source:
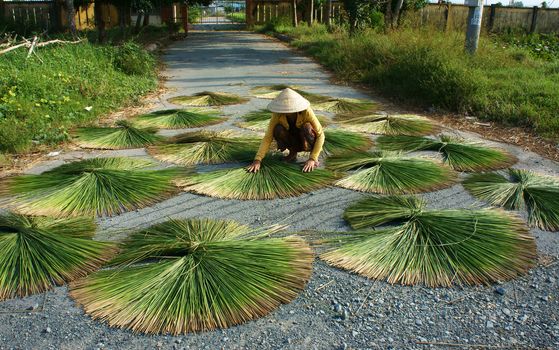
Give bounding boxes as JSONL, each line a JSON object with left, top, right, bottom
{"left": 283, "top": 150, "right": 298, "bottom": 162}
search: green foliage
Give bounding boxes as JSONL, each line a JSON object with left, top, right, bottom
{"left": 377, "top": 135, "right": 517, "bottom": 172}
{"left": 0, "top": 40, "right": 157, "bottom": 153}
{"left": 178, "top": 155, "right": 338, "bottom": 200}
{"left": 0, "top": 157, "right": 185, "bottom": 217}
{"left": 323, "top": 195, "right": 536, "bottom": 287}
{"left": 168, "top": 91, "right": 249, "bottom": 107}
{"left": 496, "top": 31, "right": 559, "bottom": 61}
{"left": 267, "top": 25, "right": 559, "bottom": 141}
{"left": 149, "top": 131, "right": 260, "bottom": 165}
{"left": 72, "top": 120, "right": 162, "bottom": 149}
{"left": 70, "top": 218, "right": 312, "bottom": 334}
{"left": 326, "top": 151, "right": 457, "bottom": 194}
{"left": 133, "top": 108, "right": 225, "bottom": 129}
{"left": 112, "top": 42, "right": 156, "bottom": 76}
{"left": 334, "top": 113, "right": 436, "bottom": 136}
{"left": 464, "top": 169, "right": 559, "bottom": 231}
{"left": 0, "top": 212, "right": 115, "bottom": 300}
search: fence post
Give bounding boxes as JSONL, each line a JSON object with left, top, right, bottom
{"left": 444, "top": 3, "right": 452, "bottom": 32}
{"left": 245, "top": 0, "right": 254, "bottom": 26}
{"left": 530, "top": 6, "right": 538, "bottom": 33}
{"left": 487, "top": 4, "right": 496, "bottom": 32}
{"left": 465, "top": 0, "right": 484, "bottom": 54}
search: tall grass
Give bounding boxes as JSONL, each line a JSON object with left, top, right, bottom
{"left": 0, "top": 40, "right": 157, "bottom": 153}
{"left": 259, "top": 24, "right": 559, "bottom": 141}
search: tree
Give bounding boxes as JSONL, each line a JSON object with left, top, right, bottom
{"left": 541, "top": 1, "right": 548, "bottom": 8}
{"left": 64, "top": 0, "right": 77, "bottom": 36}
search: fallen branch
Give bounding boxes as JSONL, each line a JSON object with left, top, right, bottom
{"left": 0, "top": 37, "right": 83, "bottom": 56}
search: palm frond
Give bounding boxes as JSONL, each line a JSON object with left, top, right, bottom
{"left": 0, "top": 157, "right": 186, "bottom": 217}
{"left": 70, "top": 218, "right": 312, "bottom": 335}
{"left": 327, "top": 151, "right": 457, "bottom": 194}
{"left": 235, "top": 109, "right": 330, "bottom": 132}
{"left": 133, "top": 108, "right": 225, "bottom": 129}
{"left": 464, "top": 169, "right": 559, "bottom": 231}
{"left": 168, "top": 91, "right": 249, "bottom": 106}
{"left": 177, "top": 156, "right": 337, "bottom": 200}
{"left": 377, "top": 135, "right": 516, "bottom": 172}
{"left": 313, "top": 97, "right": 377, "bottom": 113}
{"left": 322, "top": 196, "right": 536, "bottom": 287}
{"left": 322, "top": 130, "right": 373, "bottom": 155}
{"left": 72, "top": 120, "right": 162, "bottom": 149}
{"left": 336, "top": 113, "right": 436, "bottom": 136}
{"left": 250, "top": 85, "right": 330, "bottom": 103}
{"left": 148, "top": 131, "right": 260, "bottom": 166}
{"left": 0, "top": 212, "right": 115, "bottom": 301}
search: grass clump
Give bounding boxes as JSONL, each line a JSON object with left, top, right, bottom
{"left": 70, "top": 218, "right": 312, "bottom": 334}
{"left": 265, "top": 25, "right": 559, "bottom": 141}
{"left": 0, "top": 40, "right": 157, "bottom": 153}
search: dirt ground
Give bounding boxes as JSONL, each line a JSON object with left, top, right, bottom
{"left": 0, "top": 31, "right": 558, "bottom": 350}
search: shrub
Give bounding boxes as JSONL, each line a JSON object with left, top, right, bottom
{"left": 112, "top": 42, "right": 156, "bottom": 76}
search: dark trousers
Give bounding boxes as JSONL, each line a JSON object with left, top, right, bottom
{"left": 273, "top": 122, "right": 316, "bottom": 153}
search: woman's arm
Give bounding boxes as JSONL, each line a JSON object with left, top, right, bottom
{"left": 254, "top": 114, "right": 279, "bottom": 161}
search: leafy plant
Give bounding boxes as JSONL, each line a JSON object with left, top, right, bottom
{"left": 250, "top": 85, "right": 330, "bottom": 103}
{"left": 148, "top": 131, "right": 260, "bottom": 166}
{"left": 178, "top": 156, "right": 338, "bottom": 200}
{"left": 464, "top": 169, "right": 559, "bottom": 231}
{"left": 168, "top": 91, "right": 249, "bottom": 107}
{"left": 322, "top": 195, "right": 536, "bottom": 287}
{"left": 0, "top": 157, "right": 185, "bottom": 217}
{"left": 72, "top": 120, "right": 162, "bottom": 149}
{"left": 327, "top": 151, "right": 456, "bottom": 194}
{"left": 313, "top": 97, "right": 377, "bottom": 113}
{"left": 70, "top": 218, "right": 312, "bottom": 334}
{"left": 133, "top": 108, "right": 225, "bottom": 129}
{"left": 0, "top": 212, "right": 115, "bottom": 301}
{"left": 335, "top": 113, "right": 436, "bottom": 136}
{"left": 377, "top": 135, "right": 516, "bottom": 172}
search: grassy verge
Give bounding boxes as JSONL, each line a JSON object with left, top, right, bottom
{"left": 226, "top": 12, "right": 246, "bottom": 23}
{"left": 0, "top": 27, "right": 164, "bottom": 154}
{"left": 257, "top": 23, "right": 559, "bottom": 141}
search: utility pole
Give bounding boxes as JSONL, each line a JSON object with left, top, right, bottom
{"left": 465, "top": 0, "right": 484, "bottom": 54}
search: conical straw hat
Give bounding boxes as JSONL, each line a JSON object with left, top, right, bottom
{"left": 267, "top": 88, "right": 311, "bottom": 113}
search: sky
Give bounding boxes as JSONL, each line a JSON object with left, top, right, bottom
{"left": 429, "top": 0, "right": 558, "bottom": 8}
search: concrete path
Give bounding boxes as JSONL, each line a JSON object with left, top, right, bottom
{"left": 1, "top": 31, "right": 558, "bottom": 350}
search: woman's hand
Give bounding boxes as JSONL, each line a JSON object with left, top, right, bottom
{"left": 246, "top": 160, "right": 261, "bottom": 173}
{"left": 302, "top": 159, "right": 319, "bottom": 173}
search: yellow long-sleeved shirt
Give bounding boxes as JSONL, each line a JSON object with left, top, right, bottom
{"left": 254, "top": 108, "right": 325, "bottom": 162}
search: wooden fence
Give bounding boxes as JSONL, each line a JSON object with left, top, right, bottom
{"left": 247, "top": 0, "right": 343, "bottom": 25}
{"left": 405, "top": 4, "right": 559, "bottom": 33}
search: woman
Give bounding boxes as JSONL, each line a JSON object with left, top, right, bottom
{"left": 247, "top": 88, "right": 325, "bottom": 173}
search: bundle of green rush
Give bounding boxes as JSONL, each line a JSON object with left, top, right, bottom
{"left": 250, "top": 84, "right": 331, "bottom": 103}
{"left": 235, "top": 109, "right": 330, "bottom": 132}
{"left": 70, "top": 218, "right": 312, "bottom": 334}
{"left": 168, "top": 91, "right": 249, "bottom": 106}
{"left": 335, "top": 112, "right": 436, "bottom": 136}
{"left": 320, "top": 195, "right": 536, "bottom": 287}
{"left": 133, "top": 108, "right": 225, "bottom": 129}
{"left": 148, "top": 131, "right": 260, "bottom": 166}
{"left": 72, "top": 120, "right": 162, "bottom": 149}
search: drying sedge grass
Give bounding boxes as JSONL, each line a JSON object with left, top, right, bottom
{"left": 72, "top": 120, "right": 162, "bottom": 149}
{"left": 327, "top": 151, "right": 456, "bottom": 194}
{"left": 133, "top": 108, "right": 225, "bottom": 129}
{"left": 464, "top": 169, "right": 559, "bottom": 231}
{"left": 322, "top": 195, "right": 536, "bottom": 287}
{"left": 70, "top": 218, "right": 312, "bottom": 335}
{"left": 250, "top": 84, "right": 330, "bottom": 102}
{"left": 178, "top": 156, "right": 337, "bottom": 200}
{"left": 0, "top": 212, "right": 115, "bottom": 301}
{"left": 235, "top": 109, "right": 330, "bottom": 132}
{"left": 313, "top": 98, "right": 376, "bottom": 113}
{"left": 322, "top": 129, "right": 373, "bottom": 155}
{"left": 168, "top": 91, "right": 249, "bottom": 107}
{"left": 0, "top": 157, "right": 185, "bottom": 217}
{"left": 148, "top": 131, "right": 260, "bottom": 166}
{"left": 377, "top": 135, "right": 516, "bottom": 172}
{"left": 335, "top": 113, "right": 436, "bottom": 136}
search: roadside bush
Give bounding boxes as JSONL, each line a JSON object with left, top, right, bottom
{"left": 273, "top": 25, "right": 559, "bottom": 140}
{"left": 0, "top": 40, "right": 157, "bottom": 153}
{"left": 112, "top": 42, "right": 156, "bottom": 76}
